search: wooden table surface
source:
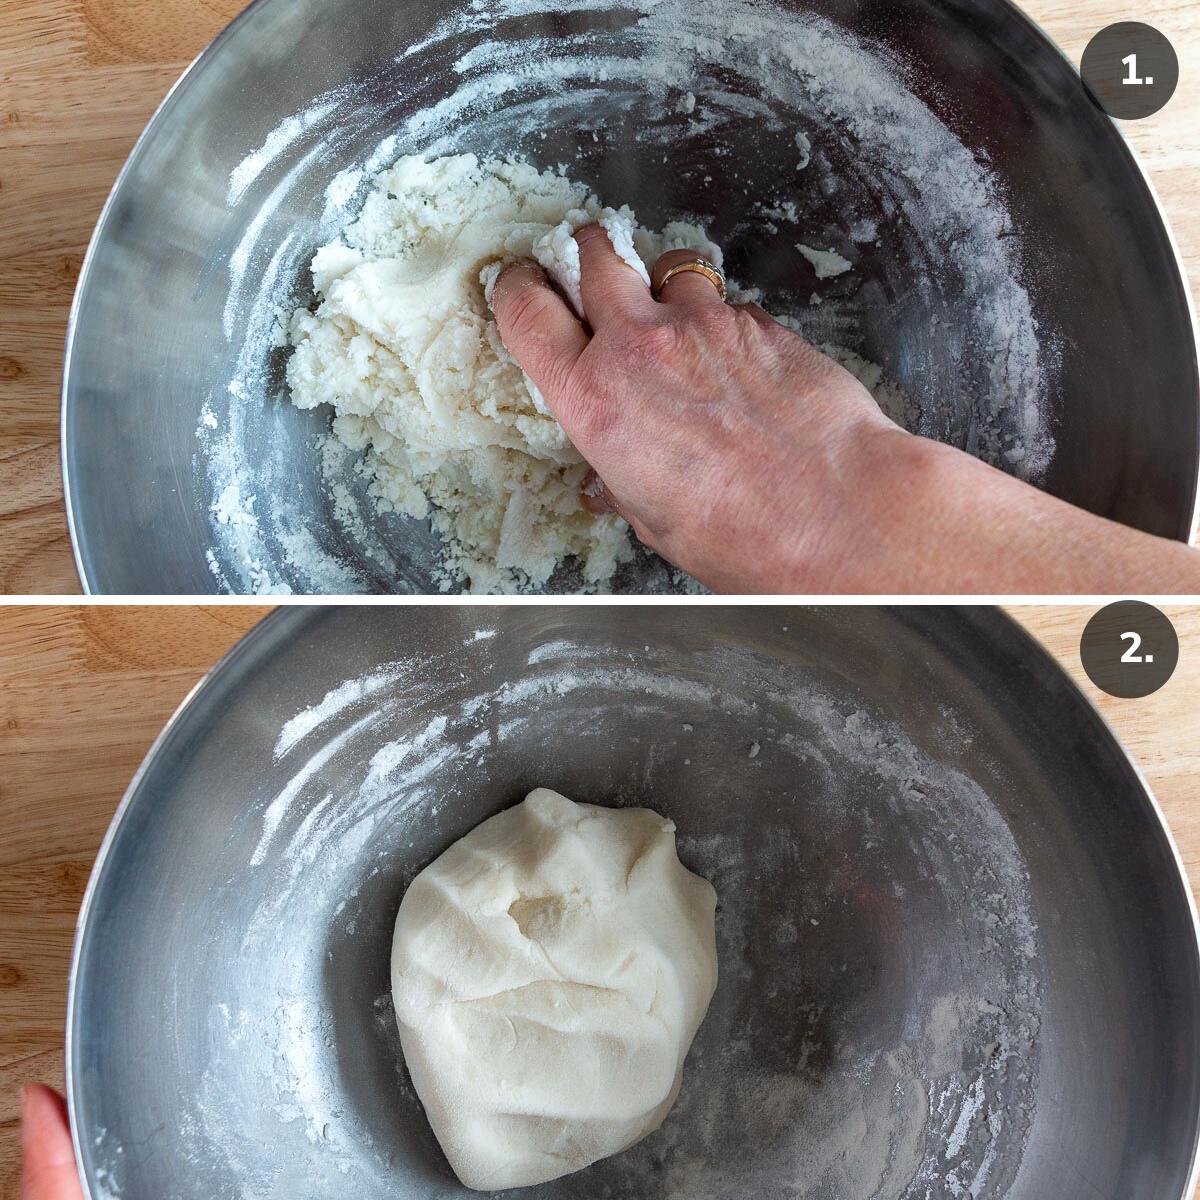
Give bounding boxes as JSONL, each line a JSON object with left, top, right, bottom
{"left": 0, "top": 604, "right": 1197, "bottom": 1196}
{"left": 2, "top": 0, "right": 1199, "bottom": 594}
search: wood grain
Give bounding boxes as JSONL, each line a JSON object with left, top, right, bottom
{"left": 0, "top": 605, "right": 268, "bottom": 1199}
{"left": 1, "top": 1, "right": 1198, "bottom": 593}
{"left": 0, "top": 605, "right": 1197, "bottom": 1195}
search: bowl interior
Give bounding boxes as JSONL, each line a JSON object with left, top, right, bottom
{"left": 63, "top": 0, "right": 1198, "bottom": 593}
{"left": 69, "top": 608, "right": 1200, "bottom": 1198}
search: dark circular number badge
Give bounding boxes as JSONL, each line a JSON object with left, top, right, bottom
{"left": 1081, "top": 23, "right": 1179, "bottom": 120}
{"left": 1080, "top": 601, "right": 1179, "bottom": 698}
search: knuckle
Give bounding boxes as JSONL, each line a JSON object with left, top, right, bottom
{"left": 689, "top": 303, "right": 739, "bottom": 341}
{"left": 559, "top": 374, "right": 610, "bottom": 441}
{"left": 616, "top": 318, "right": 679, "bottom": 366}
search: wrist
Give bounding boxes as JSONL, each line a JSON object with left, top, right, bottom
{"left": 777, "top": 420, "right": 937, "bottom": 593}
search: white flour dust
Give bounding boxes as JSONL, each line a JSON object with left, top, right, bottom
{"left": 202, "top": 0, "right": 1055, "bottom": 594}
{"left": 284, "top": 153, "right": 912, "bottom": 593}
{"left": 179, "top": 631, "right": 1043, "bottom": 1198}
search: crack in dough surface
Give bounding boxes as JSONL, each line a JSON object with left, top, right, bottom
{"left": 390, "top": 788, "right": 719, "bottom": 1189}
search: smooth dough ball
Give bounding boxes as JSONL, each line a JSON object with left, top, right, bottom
{"left": 390, "top": 788, "right": 719, "bottom": 1190}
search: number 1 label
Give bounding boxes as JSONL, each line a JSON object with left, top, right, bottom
{"left": 1123, "top": 53, "right": 1154, "bottom": 85}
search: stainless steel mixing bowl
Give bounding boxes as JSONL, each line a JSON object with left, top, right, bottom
{"left": 61, "top": 0, "right": 1199, "bottom": 594}
{"left": 68, "top": 607, "right": 1200, "bottom": 1198}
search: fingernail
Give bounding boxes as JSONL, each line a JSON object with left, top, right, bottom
{"left": 492, "top": 259, "right": 539, "bottom": 291}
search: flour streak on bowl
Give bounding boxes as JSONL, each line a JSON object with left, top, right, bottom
{"left": 200, "top": 0, "right": 1053, "bottom": 594}
{"left": 63, "top": 0, "right": 1200, "bottom": 592}
{"left": 67, "top": 609, "right": 1200, "bottom": 1198}
{"left": 181, "top": 629, "right": 1042, "bottom": 1198}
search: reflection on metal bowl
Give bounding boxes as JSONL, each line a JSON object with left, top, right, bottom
{"left": 68, "top": 607, "right": 1200, "bottom": 1197}
{"left": 62, "top": 0, "right": 1199, "bottom": 593}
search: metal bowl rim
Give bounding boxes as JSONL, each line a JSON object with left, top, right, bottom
{"left": 65, "top": 604, "right": 295, "bottom": 1197}
{"left": 60, "top": 0, "right": 273, "bottom": 596}
{"left": 995, "top": 0, "right": 1200, "bottom": 545}
{"left": 63, "top": 605, "right": 1200, "bottom": 1199}
{"left": 57, "top": 1, "right": 1200, "bottom": 594}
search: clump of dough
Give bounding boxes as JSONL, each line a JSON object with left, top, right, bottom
{"left": 287, "top": 154, "right": 718, "bottom": 593}
{"left": 391, "top": 788, "right": 719, "bottom": 1190}
{"left": 796, "top": 241, "right": 853, "bottom": 279}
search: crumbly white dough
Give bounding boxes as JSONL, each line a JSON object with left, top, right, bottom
{"left": 796, "top": 241, "right": 853, "bottom": 279}
{"left": 795, "top": 130, "right": 812, "bottom": 170}
{"left": 390, "top": 788, "right": 719, "bottom": 1191}
{"left": 528, "top": 206, "right": 658, "bottom": 318}
{"left": 287, "top": 154, "right": 718, "bottom": 593}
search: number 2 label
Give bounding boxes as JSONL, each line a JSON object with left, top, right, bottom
{"left": 1120, "top": 632, "right": 1154, "bottom": 663}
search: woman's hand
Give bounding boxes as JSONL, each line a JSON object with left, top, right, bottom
{"left": 493, "top": 227, "right": 907, "bottom": 593}
{"left": 493, "top": 225, "right": 1200, "bottom": 594}
{"left": 20, "top": 1085, "right": 85, "bottom": 1200}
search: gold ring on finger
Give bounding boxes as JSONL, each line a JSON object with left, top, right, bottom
{"left": 652, "top": 257, "right": 727, "bottom": 302}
